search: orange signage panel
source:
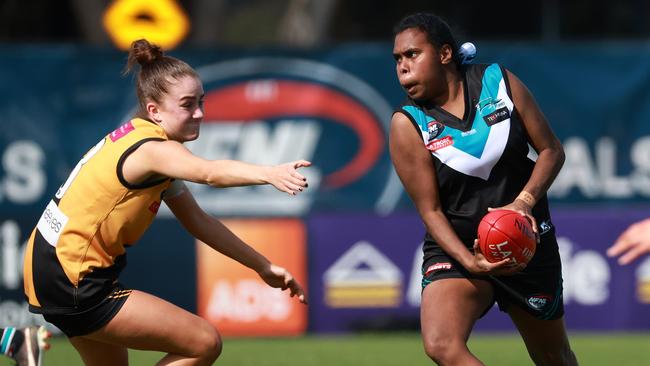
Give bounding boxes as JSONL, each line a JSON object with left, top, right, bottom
{"left": 196, "top": 219, "right": 307, "bottom": 336}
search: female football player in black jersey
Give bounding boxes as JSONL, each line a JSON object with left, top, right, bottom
{"left": 390, "top": 12, "right": 577, "bottom": 365}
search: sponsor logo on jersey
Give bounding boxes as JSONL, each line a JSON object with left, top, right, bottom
{"left": 483, "top": 107, "right": 510, "bottom": 126}
{"left": 323, "top": 241, "right": 402, "bottom": 308}
{"left": 526, "top": 294, "right": 551, "bottom": 310}
{"left": 539, "top": 220, "right": 553, "bottom": 235}
{"left": 427, "top": 120, "right": 444, "bottom": 141}
{"left": 36, "top": 200, "right": 69, "bottom": 247}
{"left": 426, "top": 136, "right": 453, "bottom": 152}
{"left": 109, "top": 121, "right": 135, "bottom": 142}
{"left": 148, "top": 201, "right": 161, "bottom": 214}
{"left": 424, "top": 262, "right": 452, "bottom": 276}
{"left": 461, "top": 128, "right": 477, "bottom": 137}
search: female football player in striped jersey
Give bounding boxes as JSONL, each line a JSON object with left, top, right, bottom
{"left": 24, "top": 39, "right": 308, "bottom": 366}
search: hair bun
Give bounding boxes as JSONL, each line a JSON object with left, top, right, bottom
{"left": 129, "top": 39, "right": 163, "bottom": 67}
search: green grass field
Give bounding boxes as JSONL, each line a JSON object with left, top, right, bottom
{"left": 2, "top": 332, "right": 650, "bottom": 365}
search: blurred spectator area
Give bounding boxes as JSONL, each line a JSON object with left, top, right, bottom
{"left": 1, "top": 0, "right": 650, "bottom": 47}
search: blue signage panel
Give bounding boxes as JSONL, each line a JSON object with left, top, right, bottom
{"left": 307, "top": 209, "right": 650, "bottom": 332}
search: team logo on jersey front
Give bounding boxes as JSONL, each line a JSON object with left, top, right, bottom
{"left": 427, "top": 120, "right": 444, "bottom": 141}
{"left": 476, "top": 97, "right": 503, "bottom": 113}
{"left": 476, "top": 97, "right": 510, "bottom": 126}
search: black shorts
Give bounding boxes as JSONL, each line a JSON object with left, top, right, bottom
{"left": 41, "top": 284, "right": 132, "bottom": 338}
{"left": 421, "top": 225, "right": 564, "bottom": 320}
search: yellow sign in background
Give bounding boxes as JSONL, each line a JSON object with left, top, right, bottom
{"left": 103, "top": 0, "right": 189, "bottom": 50}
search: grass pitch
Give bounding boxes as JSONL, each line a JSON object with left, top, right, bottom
{"left": 2, "top": 332, "right": 650, "bottom": 365}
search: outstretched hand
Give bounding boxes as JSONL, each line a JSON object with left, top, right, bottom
{"left": 467, "top": 240, "right": 526, "bottom": 276}
{"left": 607, "top": 218, "right": 650, "bottom": 265}
{"left": 258, "top": 264, "right": 307, "bottom": 304}
{"left": 266, "top": 160, "right": 311, "bottom": 195}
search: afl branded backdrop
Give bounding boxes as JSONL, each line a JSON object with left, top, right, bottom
{"left": 24, "top": 118, "right": 171, "bottom": 315}
{"left": 397, "top": 64, "right": 564, "bottom": 319}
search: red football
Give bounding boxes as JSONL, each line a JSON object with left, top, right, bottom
{"left": 477, "top": 209, "right": 536, "bottom": 265}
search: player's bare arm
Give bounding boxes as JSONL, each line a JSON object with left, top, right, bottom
{"left": 164, "top": 185, "right": 307, "bottom": 303}
{"left": 122, "top": 139, "right": 311, "bottom": 195}
{"left": 493, "top": 70, "right": 566, "bottom": 229}
{"left": 389, "top": 112, "right": 516, "bottom": 275}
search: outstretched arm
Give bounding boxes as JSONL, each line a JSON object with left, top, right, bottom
{"left": 607, "top": 218, "right": 650, "bottom": 265}
{"left": 124, "top": 140, "right": 310, "bottom": 195}
{"left": 164, "top": 182, "right": 307, "bottom": 303}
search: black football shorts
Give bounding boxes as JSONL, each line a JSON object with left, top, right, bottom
{"left": 421, "top": 224, "right": 564, "bottom": 320}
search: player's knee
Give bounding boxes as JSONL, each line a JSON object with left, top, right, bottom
{"left": 192, "top": 323, "right": 223, "bottom": 361}
{"left": 422, "top": 336, "right": 464, "bottom": 363}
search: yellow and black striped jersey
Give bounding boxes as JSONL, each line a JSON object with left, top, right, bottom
{"left": 24, "top": 118, "right": 171, "bottom": 313}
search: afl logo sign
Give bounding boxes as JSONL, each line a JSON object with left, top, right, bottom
{"left": 183, "top": 57, "right": 401, "bottom": 216}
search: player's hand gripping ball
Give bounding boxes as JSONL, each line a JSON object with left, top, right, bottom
{"left": 477, "top": 210, "right": 536, "bottom": 265}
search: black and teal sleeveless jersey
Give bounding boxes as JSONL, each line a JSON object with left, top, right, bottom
{"left": 396, "top": 63, "right": 552, "bottom": 249}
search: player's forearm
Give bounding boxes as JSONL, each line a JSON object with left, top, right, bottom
{"left": 214, "top": 239, "right": 271, "bottom": 274}
{"left": 421, "top": 210, "right": 475, "bottom": 268}
{"left": 204, "top": 160, "right": 270, "bottom": 188}
{"left": 521, "top": 146, "right": 565, "bottom": 202}
{"left": 192, "top": 215, "right": 270, "bottom": 272}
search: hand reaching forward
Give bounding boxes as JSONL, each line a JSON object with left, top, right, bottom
{"left": 258, "top": 264, "right": 307, "bottom": 304}
{"left": 266, "top": 160, "right": 311, "bottom": 195}
{"left": 607, "top": 218, "right": 650, "bottom": 265}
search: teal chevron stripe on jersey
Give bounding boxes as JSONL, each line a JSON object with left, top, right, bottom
{"left": 440, "top": 116, "right": 489, "bottom": 158}
{"left": 400, "top": 64, "right": 512, "bottom": 180}
{"left": 442, "top": 64, "right": 504, "bottom": 158}
{"left": 481, "top": 64, "right": 505, "bottom": 104}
